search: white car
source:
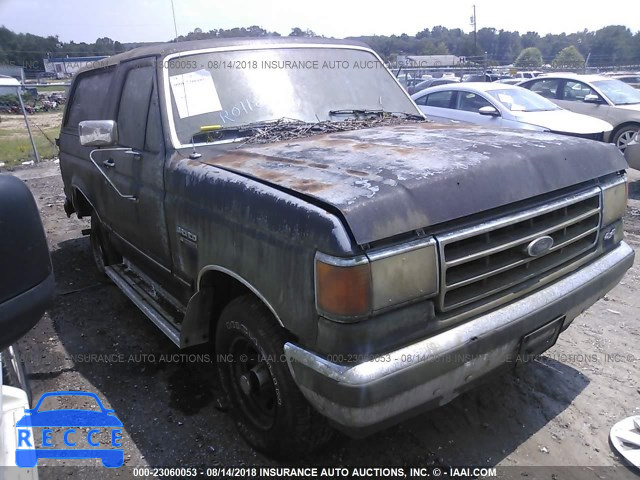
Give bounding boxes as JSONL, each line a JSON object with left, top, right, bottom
{"left": 411, "top": 83, "right": 613, "bottom": 141}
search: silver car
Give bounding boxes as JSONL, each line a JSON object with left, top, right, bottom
{"left": 518, "top": 74, "right": 640, "bottom": 152}
{"left": 411, "top": 82, "right": 613, "bottom": 140}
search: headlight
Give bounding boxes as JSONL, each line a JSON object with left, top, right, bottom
{"left": 601, "top": 174, "right": 627, "bottom": 227}
{"left": 315, "top": 238, "right": 438, "bottom": 322}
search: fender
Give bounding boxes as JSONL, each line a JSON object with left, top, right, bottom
{"left": 179, "top": 265, "right": 285, "bottom": 348}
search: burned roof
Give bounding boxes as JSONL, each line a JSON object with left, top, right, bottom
{"left": 76, "top": 37, "right": 372, "bottom": 74}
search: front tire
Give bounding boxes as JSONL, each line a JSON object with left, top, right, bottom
{"left": 215, "top": 295, "right": 333, "bottom": 458}
{"left": 613, "top": 124, "right": 640, "bottom": 153}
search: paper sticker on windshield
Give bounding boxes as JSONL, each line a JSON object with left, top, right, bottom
{"left": 169, "top": 70, "right": 222, "bottom": 118}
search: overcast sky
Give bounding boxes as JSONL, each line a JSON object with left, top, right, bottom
{"left": 1, "top": 0, "right": 639, "bottom": 44}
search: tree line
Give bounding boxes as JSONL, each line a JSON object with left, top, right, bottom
{"left": 1, "top": 23, "right": 639, "bottom": 72}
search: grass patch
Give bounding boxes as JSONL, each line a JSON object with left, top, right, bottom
{"left": 35, "top": 85, "right": 68, "bottom": 92}
{"left": 0, "top": 126, "right": 60, "bottom": 166}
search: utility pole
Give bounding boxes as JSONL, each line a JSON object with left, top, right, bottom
{"left": 470, "top": 5, "right": 477, "bottom": 53}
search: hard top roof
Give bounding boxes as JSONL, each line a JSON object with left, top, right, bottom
{"left": 76, "top": 37, "right": 372, "bottom": 74}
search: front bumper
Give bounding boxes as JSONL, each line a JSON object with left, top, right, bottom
{"left": 284, "top": 241, "right": 634, "bottom": 435}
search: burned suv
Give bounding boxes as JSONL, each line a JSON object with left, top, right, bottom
{"left": 59, "top": 38, "right": 633, "bottom": 457}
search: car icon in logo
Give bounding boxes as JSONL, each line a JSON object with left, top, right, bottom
{"left": 14, "top": 391, "right": 124, "bottom": 468}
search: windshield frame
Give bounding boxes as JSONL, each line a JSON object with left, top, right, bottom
{"left": 161, "top": 43, "right": 418, "bottom": 149}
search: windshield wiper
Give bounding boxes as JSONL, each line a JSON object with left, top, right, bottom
{"left": 328, "top": 109, "right": 425, "bottom": 120}
{"left": 329, "top": 109, "right": 384, "bottom": 116}
{"left": 192, "top": 118, "right": 307, "bottom": 139}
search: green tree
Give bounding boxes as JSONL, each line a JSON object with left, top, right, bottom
{"left": 514, "top": 47, "right": 543, "bottom": 68}
{"left": 289, "top": 27, "right": 315, "bottom": 37}
{"left": 552, "top": 45, "right": 585, "bottom": 69}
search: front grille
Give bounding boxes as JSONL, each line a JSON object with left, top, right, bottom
{"left": 436, "top": 187, "right": 601, "bottom": 313}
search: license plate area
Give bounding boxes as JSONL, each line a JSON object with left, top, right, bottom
{"left": 518, "top": 315, "right": 565, "bottom": 361}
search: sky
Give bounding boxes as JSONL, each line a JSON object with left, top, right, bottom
{"left": 1, "top": 0, "right": 640, "bottom": 44}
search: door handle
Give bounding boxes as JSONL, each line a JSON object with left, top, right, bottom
{"left": 124, "top": 149, "right": 143, "bottom": 159}
{"left": 103, "top": 158, "right": 115, "bottom": 168}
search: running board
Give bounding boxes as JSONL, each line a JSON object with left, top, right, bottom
{"left": 105, "top": 265, "right": 181, "bottom": 346}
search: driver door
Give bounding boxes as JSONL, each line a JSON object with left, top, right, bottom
{"left": 100, "top": 57, "right": 172, "bottom": 269}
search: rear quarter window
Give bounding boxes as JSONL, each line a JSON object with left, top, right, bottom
{"left": 425, "top": 91, "right": 454, "bottom": 108}
{"left": 64, "top": 67, "right": 115, "bottom": 129}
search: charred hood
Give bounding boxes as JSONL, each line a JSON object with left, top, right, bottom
{"left": 198, "top": 123, "right": 627, "bottom": 245}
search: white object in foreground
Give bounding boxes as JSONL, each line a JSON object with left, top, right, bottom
{"left": 610, "top": 415, "right": 640, "bottom": 467}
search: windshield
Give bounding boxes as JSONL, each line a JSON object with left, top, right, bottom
{"left": 593, "top": 79, "right": 640, "bottom": 105}
{"left": 486, "top": 88, "right": 561, "bottom": 112}
{"left": 164, "top": 47, "right": 419, "bottom": 145}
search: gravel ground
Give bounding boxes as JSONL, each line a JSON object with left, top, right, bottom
{"left": 4, "top": 160, "right": 640, "bottom": 479}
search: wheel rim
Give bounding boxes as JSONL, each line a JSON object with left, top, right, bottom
{"left": 227, "top": 335, "right": 276, "bottom": 430}
{"left": 617, "top": 130, "right": 637, "bottom": 152}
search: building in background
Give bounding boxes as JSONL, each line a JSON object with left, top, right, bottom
{"left": 0, "top": 65, "right": 25, "bottom": 93}
{"left": 396, "top": 55, "right": 465, "bottom": 67}
{"left": 43, "top": 56, "right": 108, "bottom": 78}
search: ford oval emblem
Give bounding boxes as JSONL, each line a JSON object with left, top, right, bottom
{"left": 526, "top": 236, "right": 554, "bottom": 257}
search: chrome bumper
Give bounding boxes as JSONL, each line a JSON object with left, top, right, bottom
{"left": 284, "top": 242, "right": 634, "bottom": 435}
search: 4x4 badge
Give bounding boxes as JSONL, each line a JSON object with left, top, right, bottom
{"left": 177, "top": 226, "right": 197, "bottom": 243}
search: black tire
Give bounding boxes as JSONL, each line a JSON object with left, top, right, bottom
{"left": 90, "top": 213, "right": 120, "bottom": 278}
{"left": 613, "top": 124, "right": 640, "bottom": 153}
{"left": 215, "top": 295, "right": 333, "bottom": 458}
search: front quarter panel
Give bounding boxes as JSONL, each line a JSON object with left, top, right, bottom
{"left": 164, "top": 153, "right": 357, "bottom": 344}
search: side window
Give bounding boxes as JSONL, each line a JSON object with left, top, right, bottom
{"left": 414, "top": 95, "right": 428, "bottom": 106}
{"left": 65, "top": 68, "right": 114, "bottom": 129}
{"left": 117, "top": 65, "right": 153, "bottom": 150}
{"left": 527, "top": 79, "right": 560, "bottom": 99}
{"left": 425, "top": 91, "right": 454, "bottom": 108}
{"left": 562, "top": 81, "right": 597, "bottom": 101}
{"left": 457, "top": 92, "right": 492, "bottom": 112}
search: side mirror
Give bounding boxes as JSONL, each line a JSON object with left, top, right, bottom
{"left": 479, "top": 106, "right": 500, "bottom": 116}
{"left": 583, "top": 94, "right": 601, "bottom": 104}
{"left": 79, "top": 120, "right": 117, "bottom": 147}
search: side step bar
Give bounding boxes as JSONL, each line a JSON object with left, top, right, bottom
{"left": 105, "top": 265, "right": 181, "bottom": 347}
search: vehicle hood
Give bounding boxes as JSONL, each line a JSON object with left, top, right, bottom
{"left": 614, "top": 103, "right": 640, "bottom": 112}
{"left": 512, "top": 110, "right": 613, "bottom": 134}
{"left": 199, "top": 123, "right": 626, "bottom": 245}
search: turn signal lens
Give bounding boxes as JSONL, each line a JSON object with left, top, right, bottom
{"left": 315, "top": 256, "right": 371, "bottom": 320}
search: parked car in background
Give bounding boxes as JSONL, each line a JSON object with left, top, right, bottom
{"left": 514, "top": 71, "right": 543, "bottom": 79}
{"left": 611, "top": 74, "right": 640, "bottom": 90}
{"left": 494, "top": 78, "right": 522, "bottom": 85}
{"left": 407, "top": 77, "right": 458, "bottom": 95}
{"left": 411, "top": 83, "right": 613, "bottom": 140}
{"left": 518, "top": 74, "right": 640, "bottom": 152}
{"left": 625, "top": 131, "right": 640, "bottom": 170}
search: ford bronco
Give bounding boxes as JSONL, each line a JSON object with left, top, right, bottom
{"left": 58, "top": 38, "right": 634, "bottom": 457}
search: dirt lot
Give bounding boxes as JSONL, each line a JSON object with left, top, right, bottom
{"left": 5, "top": 160, "right": 640, "bottom": 479}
